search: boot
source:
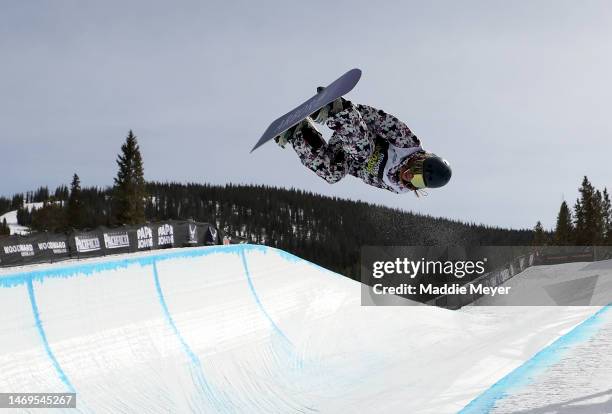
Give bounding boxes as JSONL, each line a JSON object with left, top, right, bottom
{"left": 274, "top": 117, "right": 318, "bottom": 148}
{"left": 309, "top": 86, "right": 350, "bottom": 124}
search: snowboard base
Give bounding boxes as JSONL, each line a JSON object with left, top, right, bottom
{"left": 251, "top": 68, "right": 362, "bottom": 153}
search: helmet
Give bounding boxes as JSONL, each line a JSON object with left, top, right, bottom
{"left": 422, "top": 154, "right": 452, "bottom": 188}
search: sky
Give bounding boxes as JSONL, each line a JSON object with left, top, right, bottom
{"left": 1, "top": 0, "right": 611, "bottom": 230}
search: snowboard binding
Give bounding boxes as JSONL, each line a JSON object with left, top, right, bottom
{"left": 309, "top": 86, "right": 350, "bottom": 124}
{"left": 274, "top": 117, "right": 319, "bottom": 148}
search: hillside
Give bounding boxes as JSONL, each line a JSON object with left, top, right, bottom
{"left": 1, "top": 183, "right": 534, "bottom": 278}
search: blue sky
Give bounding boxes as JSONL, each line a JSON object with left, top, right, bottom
{"left": 1, "top": 0, "right": 611, "bottom": 229}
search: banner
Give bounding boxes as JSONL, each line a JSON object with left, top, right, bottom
{"left": 155, "top": 222, "right": 176, "bottom": 249}
{"left": 0, "top": 220, "right": 221, "bottom": 268}
{"left": 100, "top": 227, "right": 133, "bottom": 255}
{"left": 0, "top": 236, "right": 35, "bottom": 267}
{"left": 135, "top": 224, "right": 156, "bottom": 251}
{"left": 70, "top": 230, "right": 103, "bottom": 259}
{"left": 204, "top": 224, "right": 221, "bottom": 245}
{"left": 31, "top": 233, "right": 70, "bottom": 264}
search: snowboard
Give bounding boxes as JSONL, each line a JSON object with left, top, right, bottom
{"left": 251, "top": 68, "right": 362, "bottom": 153}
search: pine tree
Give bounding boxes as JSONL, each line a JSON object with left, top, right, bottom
{"left": 593, "top": 190, "right": 605, "bottom": 244}
{"left": 533, "top": 221, "right": 547, "bottom": 246}
{"left": 31, "top": 203, "right": 66, "bottom": 232}
{"left": 554, "top": 201, "right": 574, "bottom": 245}
{"left": 33, "top": 186, "right": 49, "bottom": 203}
{"left": 603, "top": 188, "right": 612, "bottom": 245}
{"left": 16, "top": 207, "right": 32, "bottom": 226}
{"left": 113, "top": 130, "right": 147, "bottom": 225}
{"left": 11, "top": 194, "right": 23, "bottom": 210}
{"left": 67, "top": 173, "right": 83, "bottom": 229}
{"left": 574, "top": 176, "right": 605, "bottom": 245}
{"left": 574, "top": 198, "right": 584, "bottom": 243}
{"left": 0, "top": 218, "right": 10, "bottom": 236}
{"left": 0, "top": 197, "right": 10, "bottom": 216}
{"left": 54, "top": 185, "right": 69, "bottom": 202}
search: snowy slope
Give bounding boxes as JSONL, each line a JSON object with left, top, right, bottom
{"left": 489, "top": 308, "right": 612, "bottom": 413}
{"left": 0, "top": 210, "right": 29, "bottom": 235}
{"left": 461, "top": 260, "right": 612, "bottom": 413}
{"left": 0, "top": 202, "right": 45, "bottom": 235}
{"left": 0, "top": 245, "right": 608, "bottom": 413}
{"left": 473, "top": 259, "right": 612, "bottom": 306}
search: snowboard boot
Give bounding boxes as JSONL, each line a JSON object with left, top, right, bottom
{"left": 274, "top": 117, "right": 320, "bottom": 148}
{"left": 309, "top": 86, "right": 350, "bottom": 124}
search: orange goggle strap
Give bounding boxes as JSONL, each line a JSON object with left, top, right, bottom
{"left": 401, "top": 153, "right": 428, "bottom": 189}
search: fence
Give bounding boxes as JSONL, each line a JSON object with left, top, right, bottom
{"left": 427, "top": 252, "right": 536, "bottom": 309}
{"left": 427, "top": 245, "right": 612, "bottom": 309}
{"left": 0, "top": 220, "right": 221, "bottom": 268}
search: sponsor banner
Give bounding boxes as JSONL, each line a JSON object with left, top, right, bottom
{"left": 172, "top": 221, "right": 203, "bottom": 247}
{"left": 136, "top": 225, "right": 155, "bottom": 250}
{"left": 75, "top": 236, "right": 101, "bottom": 253}
{"left": 0, "top": 238, "right": 35, "bottom": 266}
{"left": 0, "top": 220, "right": 221, "bottom": 268}
{"left": 34, "top": 233, "right": 70, "bottom": 263}
{"left": 2, "top": 243, "right": 35, "bottom": 257}
{"left": 0, "top": 239, "right": 19, "bottom": 266}
{"left": 37, "top": 240, "right": 68, "bottom": 254}
{"left": 157, "top": 223, "right": 175, "bottom": 248}
{"left": 187, "top": 223, "right": 198, "bottom": 245}
{"left": 70, "top": 231, "right": 102, "bottom": 259}
{"left": 205, "top": 225, "right": 220, "bottom": 245}
{"left": 0, "top": 233, "right": 73, "bottom": 266}
{"left": 103, "top": 232, "right": 130, "bottom": 249}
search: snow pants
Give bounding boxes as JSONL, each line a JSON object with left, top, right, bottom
{"left": 291, "top": 104, "right": 374, "bottom": 184}
{"left": 291, "top": 103, "right": 418, "bottom": 184}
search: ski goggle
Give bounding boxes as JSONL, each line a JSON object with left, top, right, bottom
{"left": 409, "top": 173, "right": 426, "bottom": 189}
{"left": 400, "top": 154, "right": 428, "bottom": 190}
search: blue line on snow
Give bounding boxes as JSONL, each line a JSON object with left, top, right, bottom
{"left": 152, "top": 261, "right": 230, "bottom": 413}
{"left": 458, "top": 304, "right": 612, "bottom": 414}
{"left": 4, "top": 245, "right": 610, "bottom": 413}
{"left": 152, "top": 261, "right": 202, "bottom": 365}
{"left": 26, "top": 278, "right": 75, "bottom": 393}
{"left": 0, "top": 247, "right": 272, "bottom": 412}
{"left": 0, "top": 243, "right": 331, "bottom": 406}
{"left": 239, "top": 249, "right": 293, "bottom": 347}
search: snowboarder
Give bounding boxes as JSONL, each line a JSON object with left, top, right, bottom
{"left": 275, "top": 90, "right": 452, "bottom": 195}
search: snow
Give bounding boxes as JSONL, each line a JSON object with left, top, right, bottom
{"left": 473, "top": 259, "right": 612, "bottom": 306}
{"left": 461, "top": 260, "right": 612, "bottom": 413}
{"left": 0, "top": 210, "right": 17, "bottom": 224}
{"left": 0, "top": 202, "right": 49, "bottom": 235}
{"left": 24, "top": 201, "right": 45, "bottom": 212}
{"left": 0, "top": 245, "right": 609, "bottom": 413}
{"left": 0, "top": 209, "right": 29, "bottom": 236}
{"left": 490, "top": 308, "right": 612, "bottom": 413}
